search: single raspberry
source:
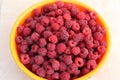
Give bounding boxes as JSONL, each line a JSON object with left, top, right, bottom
{"left": 81, "top": 67, "right": 90, "bottom": 75}
{"left": 16, "top": 36, "right": 23, "bottom": 44}
{"left": 56, "top": 9, "right": 63, "bottom": 16}
{"left": 47, "top": 51, "right": 57, "bottom": 58}
{"left": 71, "top": 6, "right": 80, "bottom": 17}
{"left": 99, "top": 40, "right": 106, "bottom": 47}
{"left": 81, "top": 24, "right": 89, "bottom": 31}
{"left": 20, "top": 54, "right": 30, "bottom": 64}
{"left": 74, "top": 57, "right": 84, "bottom": 67}
{"left": 35, "top": 23, "right": 45, "bottom": 34}
{"left": 56, "top": 18, "right": 64, "bottom": 26}
{"left": 86, "top": 42, "right": 94, "bottom": 49}
{"left": 49, "top": 4, "right": 57, "bottom": 11}
{"left": 30, "top": 44, "right": 39, "bottom": 53}
{"left": 30, "top": 20, "right": 37, "bottom": 29}
{"left": 56, "top": 1, "right": 64, "bottom": 8}
{"left": 64, "top": 47, "right": 71, "bottom": 54}
{"left": 29, "top": 56, "right": 35, "bottom": 64}
{"left": 63, "top": 55, "right": 73, "bottom": 65}
{"left": 68, "top": 63, "right": 78, "bottom": 74}
{"left": 90, "top": 11, "right": 97, "bottom": 20}
{"left": 40, "top": 16, "right": 49, "bottom": 26}
{"left": 82, "top": 27, "right": 91, "bottom": 36}
{"left": 77, "top": 12, "right": 86, "bottom": 20}
{"left": 59, "top": 30, "right": 69, "bottom": 42}
{"left": 69, "top": 30, "right": 75, "bottom": 39}
{"left": 20, "top": 45, "right": 29, "bottom": 53}
{"left": 79, "top": 48, "right": 88, "bottom": 58}
{"left": 52, "top": 72, "right": 59, "bottom": 80}
{"left": 86, "top": 60, "right": 97, "bottom": 69}
{"left": 90, "top": 26, "right": 97, "bottom": 33}
{"left": 47, "top": 11, "right": 55, "bottom": 17}
{"left": 56, "top": 43, "right": 66, "bottom": 54}
{"left": 51, "top": 23, "right": 60, "bottom": 31}
{"left": 68, "top": 40, "right": 77, "bottom": 47}
{"left": 39, "top": 38, "right": 47, "bottom": 47}
{"left": 78, "top": 20, "right": 88, "bottom": 26}
{"left": 73, "top": 33, "right": 84, "bottom": 43}
{"left": 61, "top": 8, "right": 71, "bottom": 15}
{"left": 84, "top": 35, "right": 93, "bottom": 44}
{"left": 85, "top": 14, "right": 90, "bottom": 21}
{"left": 23, "top": 27, "right": 31, "bottom": 36}
{"left": 93, "top": 40, "right": 99, "bottom": 48}
{"left": 17, "top": 25, "right": 24, "bottom": 35}
{"left": 32, "top": 64, "right": 39, "bottom": 72}
{"left": 43, "top": 31, "right": 52, "bottom": 39}
{"left": 38, "top": 48, "right": 47, "bottom": 56}
{"left": 60, "top": 72, "right": 70, "bottom": 80}
{"left": 71, "top": 47, "right": 80, "bottom": 55}
{"left": 88, "top": 51, "right": 99, "bottom": 60}
{"left": 89, "top": 19, "right": 96, "bottom": 26}
{"left": 63, "top": 13, "right": 71, "bottom": 21}
{"left": 47, "top": 43, "right": 56, "bottom": 51}
{"left": 26, "top": 17, "right": 33, "bottom": 23}
{"left": 79, "top": 42, "right": 85, "bottom": 48}
{"left": 51, "top": 59, "right": 60, "bottom": 71}
{"left": 45, "top": 65, "right": 54, "bottom": 75}
{"left": 49, "top": 17, "right": 56, "bottom": 24}
{"left": 31, "top": 32, "right": 40, "bottom": 42}
{"left": 46, "top": 75, "right": 52, "bottom": 80}
{"left": 34, "top": 55, "right": 44, "bottom": 65}
{"left": 34, "top": 8, "right": 41, "bottom": 16}
{"left": 36, "top": 67, "right": 45, "bottom": 77}
{"left": 97, "top": 45, "right": 106, "bottom": 54}
{"left": 65, "top": 3, "right": 72, "bottom": 10}
{"left": 25, "top": 36, "right": 33, "bottom": 45}
{"left": 74, "top": 69, "right": 80, "bottom": 75}
{"left": 21, "top": 40, "right": 28, "bottom": 45}
{"left": 60, "top": 62, "right": 67, "bottom": 72}
{"left": 65, "top": 20, "right": 73, "bottom": 29}
{"left": 72, "top": 22, "right": 80, "bottom": 31}
{"left": 43, "top": 61, "right": 50, "bottom": 67}
{"left": 48, "top": 35, "right": 58, "bottom": 44}
{"left": 93, "top": 32, "right": 103, "bottom": 41}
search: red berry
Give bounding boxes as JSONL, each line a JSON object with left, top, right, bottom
{"left": 79, "top": 48, "right": 88, "bottom": 58}
{"left": 52, "top": 72, "right": 59, "bottom": 80}
{"left": 77, "top": 12, "right": 86, "bottom": 20}
{"left": 64, "top": 47, "right": 71, "bottom": 54}
{"left": 35, "top": 23, "right": 45, "bottom": 34}
{"left": 60, "top": 62, "right": 67, "bottom": 72}
{"left": 89, "top": 19, "right": 96, "bottom": 26}
{"left": 25, "top": 36, "right": 33, "bottom": 45}
{"left": 88, "top": 51, "right": 99, "bottom": 60}
{"left": 72, "top": 22, "right": 80, "bottom": 31}
{"left": 34, "top": 55, "right": 44, "bottom": 65}
{"left": 60, "top": 72, "right": 70, "bottom": 80}
{"left": 79, "top": 42, "right": 85, "bottom": 48}
{"left": 90, "top": 11, "right": 97, "bottom": 20}
{"left": 47, "top": 51, "right": 56, "bottom": 58}
{"left": 63, "top": 55, "right": 73, "bottom": 65}
{"left": 68, "top": 63, "right": 78, "bottom": 74}
{"left": 97, "top": 45, "right": 106, "bottom": 54}
{"left": 32, "top": 64, "right": 39, "bottom": 72}
{"left": 74, "top": 57, "right": 84, "bottom": 67}
{"left": 56, "top": 18, "right": 64, "bottom": 26}
{"left": 36, "top": 67, "right": 45, "bottom": 77}
{"left": 69, "top": 30, "right": 75, "bottom": 39}
{"left": 45, "top": 65, "right": 54, "bottom": 75}
{"left": 51, "top": 59, "right": 60, "bottom": 71}
{"left": 38, "top": 48, "right": 47, "bottom": 56}
{"left": 47, "top": 43, "right": 56, "bottom": 51}
{"left": 82, "top": 27, "right": 91, "bottom": 36}
{"left": 40, "top": 16, "right": 49, "bottom": 26}
{"left": 34, "top": 8, "right": 41, "bottom": 16}
{"left": 78, "top": 20, "right": 87, "bottom": 26}
{"left": 16, "top": 36, "right": 23, "bottom": 44}
{"left": 86, "top": 60, "right": 97, "bottom": 69}
{"left": 51, "top": 23, "right": 60, "bottom": 31}
{"left": 65, "top": 20, "right": 73, "bottom": 29}
{"left": 31, "top": 32, "right": 40, "bottom": 42}
{"left": 56, "top": 43, "right": 66, "bottom": 54}
{"left": 30, "top": 20, "right": 37, "bottom": 29}
{"left": 56, "top": 1, "right": 64, "bottom": 8}
{"left": 68, "top": 40, "right": 77, "bottom": 47}
{"left": 93, "top": 32, "right": 103, "bottom": 41}
{"left": 23, "top": 27, "right": 31, "bottom": 36}
{"left": 59, "top": 30, "right": 69, "bottom": 42}
{"left": 39, "top": 38, "right": 47, "bottom": 47}
{"left": 20, "top": 54, "right": 30, "bottom": 64}
{"left": 73, "top": 33, "right": 84, "bottom": 43}
{"left": 63, "top": 13, "right": 71, "bottom": 21}
{"left": 56, "top": 9, "right": 63, "bottom": 16}
{"left": 31, "top": 44, "right": 39, "bottom": 53}
{"left": 20, "top": 45, "right": 29, "bottom": 53}
{"left": 71, "top": 47, "right": 80, "bottom": 55}
{"left": 48, "top": 35, "right": 58, "bottom": 44}
{"left": 81, "top": 67, "right": 90, "bottom": 75}
{"left": 17, "top": 25, "right": 24, "bottom": 35}
{"left": 43, "top": 31, "right": 52, "bottom": 39}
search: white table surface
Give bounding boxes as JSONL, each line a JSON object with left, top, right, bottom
{"left": 0, "top": 0, "right": 120, "bottom": 80}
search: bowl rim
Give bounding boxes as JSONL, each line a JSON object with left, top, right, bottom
{"left": 10, "top": 0, "right": 111, "bottom": 80}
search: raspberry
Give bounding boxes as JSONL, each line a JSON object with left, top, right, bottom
{"left": 93, "top": 40, "right": 99, "bottom": 48}
{"left": 82, "top": 27, "right": 91, "bottom": 36}
{"left": 81, "top": 67, "right": 90, "bottom": 75}
{"left": 48, "top": 35, "right": 58, "bottom": 44}
{"left": 56, "top": 43, "right": 66, "bottom": 54}
{"left": 38, "top": 48, "right": 47, "bottom": 56}
{"left": 16, "top": 36, "right": 23, "bottom": 44}
{"left": 71, "top": 47, "right": 80, "bottom": 55}
{"left": 45, "top": 65, "right": 54, "bottom": 75}
{"left": 35, "top": 23, "right": 45, "bottom": 34}
{"left": 89, "top": 19, "right": 96, "bottom": 26}
{"left": 47, "top": 11, "right": 55, "bottom": 17}
{"left": 52, "top": 72, "right": 59, "bottom": 80}
{"left": 30, "top": 20, "right": 37, "bottom": 29}
{"left": 39, "top": 38, "right": 47, "bottom": 47}
{"left": 25, "top": 36, "right": 33, "bottom": 45}
{"left": 51, "top": 59, "right": 60, "bottom": 71}
{"left": 72, "top": 22, "right": 80, "bottom": 31}
{"left": 88, "top": 51, "right": 99, "bottom": 60}
{"left": 23, "top": 27, "right": 31, "bottom": 36}
{"left": 97, "top": 45, "right": 106, "bottom": 54}
{"left": 79, "top": 42, "right": 85, "bottom": 48}
{"left": 36, "top": 67, "right": 45, "bottom": 77}
{"left": 51, "top": 23, "right": 60, "bottom": 31}
{"left": 63, "top": 55, "right": 73, "bottom": 65}
{"left": 68, "top": 63, "right": 78, "bottom": 74}
{"left": 71, "top": 6, "right": 80, "bottom": 17}
{"left": 79, "top": 48, "right": 88, "bottom": 58}
{"left": 20, "top": 45, "right": 29, "bottom": 53}
{"left": 84, "top": 35, "right": 93, "bottom": 44}
{"left": 43, "top": 61, "right": 49, "bottom": 67}
{"left": 74, "top": 57, "right": 84, "bottom": 67}
{"left": 47, "top": 43, "right": 56, "bottom": 51}
{"left": 69, "top": 30, "right": 75, "bottom": 39}
{"left": 34, "top": 55, "right": 44, "bottom": 65}
{"left": 30, "top": 44, "right": 39, "bottom": 53}
{"left": 60, "top": 72, "right": 70, "bottom": 80}
{"left": 34, "top": 8, "right": 41, "bottom": 16}
{"left": 65, "top": 20, "right": 73, "bottom": 29}
{"left": 64, "top": 47, "right": 71, "bottom": 54}
{"left": 47, "top": 51, "right": 56, "bottom": 58}
{"left": 56, "top": 18, "right": 64, "bottom": 26}
{"left": 81, "top": 24, "right": 89, "bottom": 31}
{"left": 77, "top": 12, "right": 86, "bottom": 20}
{"left": 60, "top": 62, "right": 67, "bottom": 72}
{"left": 61, "top": 8, "right": 71, "bottom": 15}
{"left": 68, "top": 40, "right": 77, "bottom": 47}
{"left": 20, "top": 54, "right": 30, "bottom": 64}
{"left": 56, "top": 1, "right": 64, "bottom": 8}
{"left": 29, "top": 56, "right": 35, "bottom": 64}
{"left": 90, "top": 11, "right": 97, "bottom": 20}
{"left": 21, "top": 40, "right": 28, "bottom": 45}
{"left": 17, "top": 25, "right": 24, "bottom": 34}
{"left": 26, "top": 17, "right": 33, "bottom": 23}
{"left": 56, "top": 9, "right": 63, "bottom": 16}
{"left": 59, "top": 30, "right": 69, "bottom": 42}
{"left": 86, "top": 42, "right": 94, "bottom": 49}
{"left": 65, "top": 3, "right": 72, "bottom": 10}
{"left": 31, "top": 32, "right": 40, "bottom": 42}
{"left": 43, "top": 31, "right": 52, "bottom": 39}
{"left": 32, "top": 64, "right": 39, "bottom": 72}
{"left": 73, "top": 33, "right": 84, "bottom": 43}
{"left": 49, "top": 17, "right": 56, "bottom": 24}
{"left": 40, "top": 16, "right": 49, "bottom": 26}
{"left": 49, "top": 4, "right": 58, "bottom": 11}
{"left": 85, "top": 14, "right": 90, "bottom": 21}
{"left": 78, "top": 20, "right": 88, "bottom": 26}
{"left": 74, "top": 69, "right": 80, "bottom": 75}
{"left": 63, "top": 13, "right": 71, "bottom": 21}
{"left": 91, "top": 26, "right": 97, "bottom": 32}
{"left": 87, "top": 60, "right": 97, "bottom": 69}
{"left": 93, "top": 32, "right": 103, "bottom": 41}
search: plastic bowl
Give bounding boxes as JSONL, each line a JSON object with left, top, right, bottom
{"left": 10, "top": 0, "right": 111, "bottom": 80}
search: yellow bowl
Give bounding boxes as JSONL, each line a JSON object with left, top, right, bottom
{"left": 10, "top": 0, "right": 111, "bottom": 80}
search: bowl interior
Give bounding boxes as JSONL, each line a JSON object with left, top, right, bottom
{"left": 10, "top": 0, "right": 111, "bottom": 80}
